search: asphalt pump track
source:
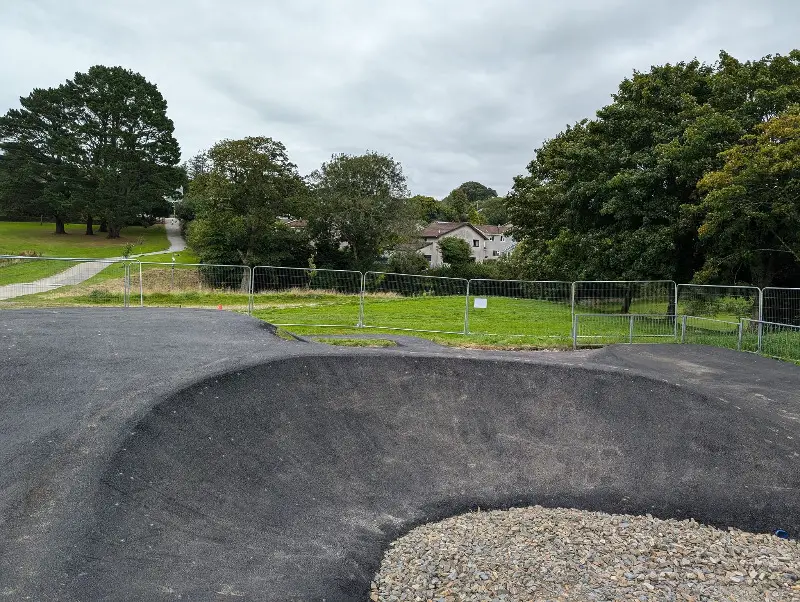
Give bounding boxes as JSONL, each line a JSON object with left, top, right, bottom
{"left": 1, "top": 309, "right": 798, "bottom": 600}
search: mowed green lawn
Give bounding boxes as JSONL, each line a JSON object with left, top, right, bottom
{"left": 0, "top": 221, "right": 170, "bottom": 257}
{"left": 0, "top": 221, "right": 171, "bottom": 285}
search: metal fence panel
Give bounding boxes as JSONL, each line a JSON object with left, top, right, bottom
{"left": 466, "top": 279, "right": 572, "bottom": 339}
{"left": 134, "top": 262, "right": 251, "bottom": 311}
{"left": 0, "top": 255, "right": 131, "bottom": 307}
{"left": 362, "top": 271, "right": 468, "bottom": 334}
{"left": 762, "top": 287, "right": 800, "bottom": 327}
{"left": 251, "top": 266, "right": 363, "bottom": 328}
{"left": 572, "top": 281, "right": 677, "bottom": 317}
{"left": 680, "top": 315, "right": 742, "bottom": 351}
{"left": 740, "top": 318, "right": 800, "bottom": 362}
{"left": 677, "top": 284, "right": 760, "bottom": 323}
{"left": 572, "top": 313, "right": 677, "bottom": 348}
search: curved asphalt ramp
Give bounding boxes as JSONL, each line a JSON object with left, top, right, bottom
{"left": 1, "top": 309, "right": 798, "bottom": 600}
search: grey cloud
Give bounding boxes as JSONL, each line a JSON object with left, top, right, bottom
{"left": 1, "top": 0, "right": 799, "bottom": 198}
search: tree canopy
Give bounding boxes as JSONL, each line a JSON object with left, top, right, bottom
{"left": 507, "top": 50, "right": 800, "bottom": 286}
{"left": 306, "top": 151, "right": 411, "bottom": 270}
{"left": 694, "top": 105, "right": 800, "bottom": 286}
{"left": 185, "top": 137, "right": 310, "bottom": 266}
{"left": 0, "top": 66, "right": 182, "bottom": 236}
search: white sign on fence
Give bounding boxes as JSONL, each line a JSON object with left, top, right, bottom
{"left": 473, "top": 297, "right": 487, "bottom": 309}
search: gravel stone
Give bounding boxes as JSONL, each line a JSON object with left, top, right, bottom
{"left": 371, "top": 506, "right": 800, "bottom": 601}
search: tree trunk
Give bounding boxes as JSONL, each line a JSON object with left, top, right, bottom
{"left": 85, "top": 215, "right": 94, "bottom": 235}
{"left": 55, "top": 217, "right": 66, "bottom": 235}
{"left": 106, "top": 225, "right": 122, "bottom": 239}
{"left": 621, "top": 285, "right": 633, "bottom": 314}
{"left": 99, "top": 220, "right": 108, "bottom": 233}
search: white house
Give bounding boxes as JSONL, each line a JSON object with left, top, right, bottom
{"left": 417, "top": 221, "right": 515, "bottom": 267}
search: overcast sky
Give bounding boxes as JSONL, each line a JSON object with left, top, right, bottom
{"left": 2, "top": 1, "right": 798, "bottom": 198}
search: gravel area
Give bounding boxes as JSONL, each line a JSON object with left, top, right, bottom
{"left": 371, "top": 506, "right": 800, "bottom": 602}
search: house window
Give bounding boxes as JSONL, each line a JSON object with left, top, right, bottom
{"left": 500, "top": 235, "right": 505, "bottom": 242}
{"left": 493, "top": 250, "right": 499, "bottom": 257}
{"left": 424, "top": 254, "right": 432, "bottom": 263}
{"left": 490, "top": 235, "right": 495, "bottom": 241}
{"left": 473, "top": 240, "right": 480, "bottom": 247}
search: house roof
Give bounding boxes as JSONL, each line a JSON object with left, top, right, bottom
{"left": 474, "top": 224, "right": 511, "bottom": 236}
{"left": 419, "top": 221, "right": 487, "bottom": 239}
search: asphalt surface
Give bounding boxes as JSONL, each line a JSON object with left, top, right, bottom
{"left": 0, "top": 308, "right": 798, "bottom": 601}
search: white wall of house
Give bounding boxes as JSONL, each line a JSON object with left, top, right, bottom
{"left": 419, "top": 224, "right": 488, "bottom": 267}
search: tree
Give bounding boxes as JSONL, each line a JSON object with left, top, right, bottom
{"left": 507, "top": 50, "right": 800, "bottom": 282}
{"left": 694, "top": 105, "right": 800, "bottom": 287}
{"left": 0, "top": 66, "right": 182, "bottom": 237}
{"left": 408, "top": 194, "right": 441, "bottom": 223}
{"left": 0, "top": 86, "right": 82, "bottom": 233}
{"left": 71, "top": 66, "right": 182, "bottom": 237}
{"left": 441, "top": 181, "right": 498, "bottom": 221}
{"left": 186, "top": 137, "right": 311, "bottom": 267}
{"left": 477, "top": 196, "right": 509, "bottom": 225}
{"left": 306, "top": 151, "right": 411, "bottom": 270}
{"left": 438, "top": 237, "right": 473, "bottom": 266}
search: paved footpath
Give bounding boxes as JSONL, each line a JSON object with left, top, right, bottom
{"left": 0, "top": 220, "right": 186, "bottom": 301}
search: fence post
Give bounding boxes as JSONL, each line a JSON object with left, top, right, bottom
{"left": 123, "top": 263, "right": 129, "bottom": 308}
{"left": 681, "top": 315, "right": 687, "bottom": 344}
{"left": 248, "top": 266, "right": 254, "bottom": 315}
{"left": 673, "top": 282, "right": 679, "bottom": 339}
{"left": 757, "top": 320, "right": 763, "bottom": 354}
{"left": 570, "top": 282, "right": 576, "bottom": 341}
{"left": 629, "top": 314, "right": 634, "bottom": 344}
{"left": 464, "top": 279, "right": 470, "bottom": 335}
{"left": 139, "top": 262, "right": 144, "bottom": 307}
{"left": 572, "top": 314, "right": 578, "bottom": 350}
{"left": 358, "top": 272, "right": 365, "bottom": 328}
{"left": 757, "top": 288, "right": 764, "bottom": 353}
{"left": 737, "top": 321, "right": 743, "bottom": 351}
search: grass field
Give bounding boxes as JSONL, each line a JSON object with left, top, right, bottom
{"left": 0, "top": 221, "right": 172, "bottom": 285}
{"left": 0, "top": 221, "right": 169, "bottom": 257}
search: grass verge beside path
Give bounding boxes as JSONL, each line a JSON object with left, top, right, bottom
{"left": 0, "top": 221, "right": 169, "bottom": 257}
{"left": 0, "top": 221, "right": 172, "bottom": 286}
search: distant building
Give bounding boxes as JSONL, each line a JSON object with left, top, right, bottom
{"left": 417, "top": 221, "right": 515, "bottom": 267}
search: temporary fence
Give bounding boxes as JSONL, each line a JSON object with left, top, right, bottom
{"left": 362, "top": 271, "right": 468, "bottom": 334}
{"left": 572, "top": 313, "right": 677, "bottom": 348}
{"left": 0, "top": 255, "right": 132, "bottom": 307}
{"left": 680, "top": 316, "right": 742, "bottom": 351}
{"left": 134, "top": 262, "right": 251, "bottom": 310}
{"left": 740, "top": 318, "right": 800, "bottom": 362}
{"left": 677, "top": 284, "right": 760, "bottom": 322}
{"left": 466, "top": 279, "right": 571, "bottom": 338}
{"left": 3, "top": 254, "right": 800, "bottom": 363}
{"left": 762, "top": 287, "right": 800, "bottom": 327}
{"left": 572, "top": 281, "right": 677, "bottom": 316}
{"left": 251, "top": 266, "right": 363, "bottom": 328}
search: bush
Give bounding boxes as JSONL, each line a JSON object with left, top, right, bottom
{"left": 387, "top": 251, "right": 429, "bottom": 275}
{"left": 438, "top": 237, "right": 473, "bottom": 266}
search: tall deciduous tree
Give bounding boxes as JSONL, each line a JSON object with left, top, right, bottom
{"left": 507, "top": 50, "right": 800, "bottom": 283}
{"left": 186, "top": 137, "right": 311, "bottom": 266}
{"left": 441, "top": 181, "right": 498, "bottom": 221}
{"left": 694, "top": 106, "right": 800, "bottom": 287}
{"left": 306, "top": 151, "right": 411, "bottom": 270}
